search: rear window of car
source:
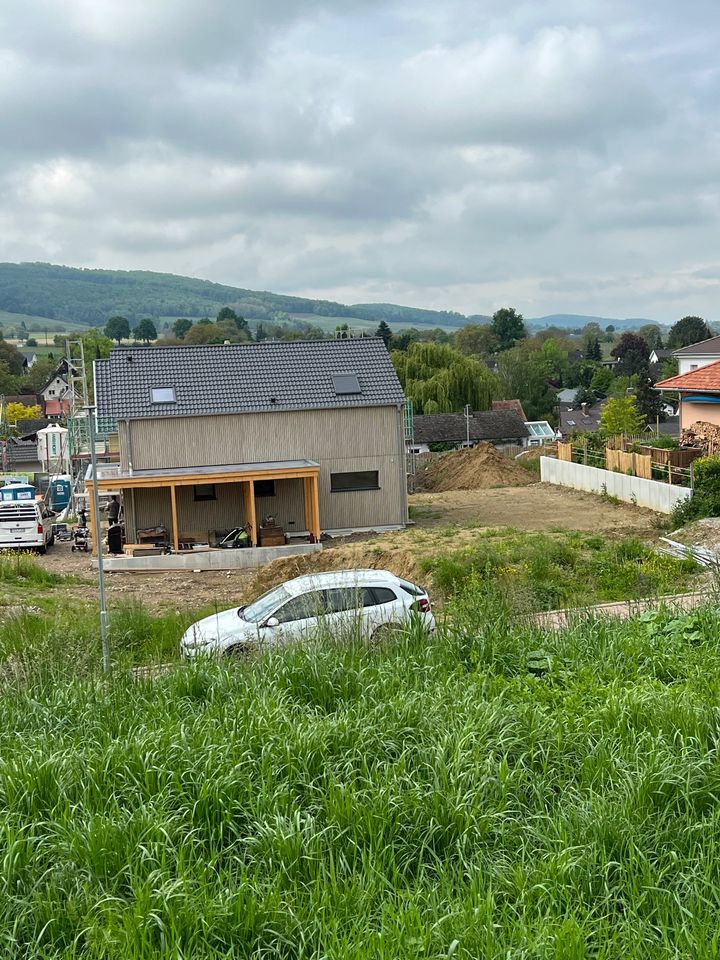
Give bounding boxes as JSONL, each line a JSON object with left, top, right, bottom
{"left": 368, "top": 587, "right": 397, "bottom": 605}
{"left": 323, "top": 586, "right": 399, "bottom": 613}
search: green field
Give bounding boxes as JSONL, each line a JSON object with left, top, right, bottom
{"left": 0, "top": 547, "right": 719, "bottom": 957}
{"left": 289, "top": 313, "right": 465, "bottom": 333}
{"left": 0, "top": 310, "right": 90, "bottom": 335}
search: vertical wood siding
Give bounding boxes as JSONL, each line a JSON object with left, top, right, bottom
{"left": 126, "top": 406, "right": 407, "bottom": 531}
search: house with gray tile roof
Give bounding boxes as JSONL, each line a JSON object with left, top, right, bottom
{"left": 673, "top": 335, "right": 720, "bottom": 376}
{"left": 410, "top": 410, "right": 529, "bottom": 453}
{"left": 92, "top": 339, "right": 409, "bottom": 550}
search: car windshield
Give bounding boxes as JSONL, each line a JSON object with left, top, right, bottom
{"left": 242, "top": 584, "right": 292, "bottom": 623}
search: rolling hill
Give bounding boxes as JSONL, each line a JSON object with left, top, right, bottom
{"left": 0, "top": 262, "right": 469, "bottom": 330}
{"left": 0, "top": 262, "right": 669, "bottom": 335}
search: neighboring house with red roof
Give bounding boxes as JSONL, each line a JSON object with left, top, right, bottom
{"left": 491, "top": 399, "right": 528, "bottom": 421}
{"left": 655, "top": 359, "right": 720, "bottom": 431}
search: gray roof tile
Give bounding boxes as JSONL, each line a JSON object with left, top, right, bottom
{"left": 673, "top": 336, "right": 720, "bottom": 356}
{"left": 94, "top": 339, "right": 405, "bottom": 420}
{"left": 413, "top": 410, "right": 529, "bottom": 444}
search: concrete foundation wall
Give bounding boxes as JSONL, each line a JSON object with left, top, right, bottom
{"left": 540, "top": 457, "right": 693, "bottom": 514}
{"left": 93, "top": 542, "right": 322, "bottom": 572}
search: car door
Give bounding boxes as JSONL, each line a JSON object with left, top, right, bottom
{"left": 322, "top": 587, "right": 370, "bottom": 637}
{"left": 363, "top": 586, "right": 403, "bottom": 632}
{"left": 257, "top": 589, "right": 327, "bottom": 647}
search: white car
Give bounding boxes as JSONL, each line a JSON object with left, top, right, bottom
{"left": 180, "top": 569, "right": 436, "bottom": 658}
{"left": 0, "top": 499, "right": 55, "bottom": 554}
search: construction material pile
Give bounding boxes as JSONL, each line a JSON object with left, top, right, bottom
{"left": 680, "top": 421, "right": 720, "bottom": 453}
{"left": 418, "top": 442, "right": 535, "bottom": 493}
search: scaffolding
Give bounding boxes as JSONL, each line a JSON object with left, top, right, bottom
{"left": 404, "top": 400, "right": 416, "bottom": 489}
{"left": 63, "top": 340, "right": 117, "bottom": 509}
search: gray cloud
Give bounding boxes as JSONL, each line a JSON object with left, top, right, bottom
{"left": 1, "top": 0, "right": 719, "bottom": 320}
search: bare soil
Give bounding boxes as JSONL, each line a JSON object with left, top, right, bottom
{"left": 34, "top": 483, "right": 660, "bottom": 613}
{"left": 410, "top": 483, "right": 658, "bottom": 534}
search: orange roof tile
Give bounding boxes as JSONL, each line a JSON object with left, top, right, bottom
{"left": 655, "top": 358, "right": 720, "bottom": 392}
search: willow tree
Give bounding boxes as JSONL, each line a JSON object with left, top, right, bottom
{"left": 391, "top": 342, "right": 497, "bottom": 413}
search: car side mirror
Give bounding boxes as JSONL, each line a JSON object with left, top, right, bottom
{"left": 263, "top": 617, "right": 280, "bottom": 628}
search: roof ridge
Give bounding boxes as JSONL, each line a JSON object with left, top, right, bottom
{"left": 673, "top": 334, "right": 720, "bottom": 355}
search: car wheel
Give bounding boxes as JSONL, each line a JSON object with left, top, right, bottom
{"left": 370, "top": 622, "right": 402, "bottom": 646}
{"left": 224, "top": 643, "right": 251, "bottom": 659}
{"left": 37, "top": 545, "right": 47, "bottom": 555}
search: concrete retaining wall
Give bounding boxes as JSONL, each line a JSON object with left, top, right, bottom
{"left": 540, "top": 457, "right": 692, "bottom": 514}
{"left": 93, "top": 542, "right": 322, "bottom": 572}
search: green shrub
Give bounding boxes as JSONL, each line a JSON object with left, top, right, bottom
{"left": 671, "top": 455, "right": 720, "bottom": 526}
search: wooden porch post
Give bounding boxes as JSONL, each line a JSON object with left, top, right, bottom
{"left": 243, "top": 479, "right": 257, "bottom": 545}
{"left": 311, "top": 473, "right": 321, "bottom": 540}
{"left": 303, "top": 477, "right": 313, "bottom": 537}
{"left": 169, "top": 484, "right": 179, "bottom": 553}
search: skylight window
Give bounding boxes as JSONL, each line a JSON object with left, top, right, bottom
{"left": 332, "top": 373, "right": 361, "bottom": 395}
{"left": 151, "top": 387, "right": 176, "bottom": 403}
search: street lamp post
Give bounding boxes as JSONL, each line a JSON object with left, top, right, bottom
{"left": 85, "top": 405, "right": 110, "bottom": 672}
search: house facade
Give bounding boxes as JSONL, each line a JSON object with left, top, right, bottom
{"left": 93, "top": 339, "right": 408, "bottom": 549}
{"left": 656, "top": 359, "right": 720, "bottom": 431}
{"left": 673, "top": 336, "right": 720, "bottom": 376}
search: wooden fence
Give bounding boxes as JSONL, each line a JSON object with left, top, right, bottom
{"left": 557, "top": 436, "right": 694, "bottom": 487}
{"left": 605, "top": 449, "right": 652, "bottom": 479}
{"left": 636, "top": 445, "right": 702, "bottom": 469}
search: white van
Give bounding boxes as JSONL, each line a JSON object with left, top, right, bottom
{"left": 0, "top": 499, "right": 55, "bottom": 553}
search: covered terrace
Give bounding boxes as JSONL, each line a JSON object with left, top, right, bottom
{"left": 86, "top": 459, "right": 321, "bottom": 557}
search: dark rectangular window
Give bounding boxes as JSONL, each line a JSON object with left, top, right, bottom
{"left": 255, "top": 479, "right": 276, "bottom": 498}
{"left": 331, "top": 373, "right": 361, "bottom": 395}
{"left": 330, "top": 470, "right": 379, "bottom": 492}
{"left": 193, "top": 484, "right": 216, "bottom": 502}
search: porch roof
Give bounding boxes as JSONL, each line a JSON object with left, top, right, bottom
{"left": 88, "top": 458, "right": 320, "bottom": 490}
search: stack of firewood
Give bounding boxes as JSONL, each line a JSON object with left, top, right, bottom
{"left": 680, "top": 421, "right": 720, "bottom": 453}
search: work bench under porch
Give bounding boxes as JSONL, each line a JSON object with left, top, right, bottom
{"left": 87, "top": 459, "right": 322, "bottom": 555}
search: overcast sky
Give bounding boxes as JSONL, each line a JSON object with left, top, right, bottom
{"left": 1, "top": 1, "right": 719, "bottom": 321}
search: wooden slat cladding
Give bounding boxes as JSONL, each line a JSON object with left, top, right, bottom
{"left": 127, "top": 406, "right": 407, "bottom": 531}
{"left": 129, "top": 407, "right": 400, "bottom": 469}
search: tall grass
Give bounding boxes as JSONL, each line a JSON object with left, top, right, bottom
{"left": 0, "top": 552, "right": 74, "bottom": 586}
{"left": 0, "top": 592, "right": 720, "bottom": 956}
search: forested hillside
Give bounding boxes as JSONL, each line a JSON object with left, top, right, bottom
{"left": 0, "top": 262, "right": 470, "bottom": 328}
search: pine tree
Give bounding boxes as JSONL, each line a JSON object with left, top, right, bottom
{"left": 375, "top": 321, "right": 392, "bottom": 348}
{"left": 584, "top": 336, "right": 602, "bottom": 362}
{"left": 634, "top": 375, "right": 665, "bottom": 425}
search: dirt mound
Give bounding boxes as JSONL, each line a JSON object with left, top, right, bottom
{"left": 418, "top": 442, "right": 535, "bottom": 493}
{"left": 248, "top": 535, "right": 425, "bottom": 599}
{"left": 670, "top": 517, "right": 720, "bottom": 552}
